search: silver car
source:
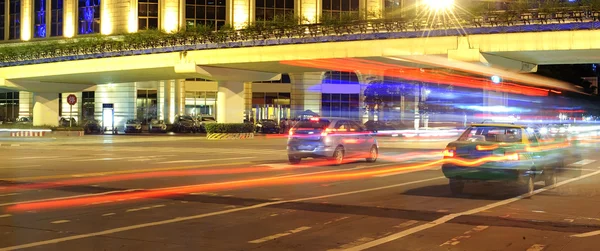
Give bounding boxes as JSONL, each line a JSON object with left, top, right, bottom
{"left": 287, "top": 117, "right": 379, "bottom": 165}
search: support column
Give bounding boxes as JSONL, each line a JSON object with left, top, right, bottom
{"left": 18, "top": 91, "right": 33, "bottom": 119}
{"left": 296, "top": 0, "right": 321, "bottom": 23}
{"left": 227, "top": 0, "right": 253, "bottom": 29}
{"left": 162, "top": 0, "right": 181, "bottom": 32}
{"left": 33, "top": 93, "right": 59, "bottom": 126}
{"left": 244, "top": 82, "right": 252, "bottom": 121}
{"left": 217, "top": 81, "right": 245, "bottom": 123}
{"left": 63, "top": 0, "right": 76, "bottom": 37}
{"left": 289, "top": 72, "right": 322, "bottom": 118}
{"left": 21, "top": 0, "right": 33, "bottom": 40}
{"left": 174, "top": 80, "right": 185, "bottom": 116}
{"left": 359, "top": 0, "right": 384, "bottom": 19}
{"left": 164, "top": 80, "right": 175, "bottom": 123}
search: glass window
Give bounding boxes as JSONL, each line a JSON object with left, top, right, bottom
{"left": 0, "top": 92, "right": 20, "bottom": 122}
{"left": 136, "top": 89, "right": 158, "bottom": 123}
{"left": 139, "top": 0, "right": 159, "bottom": 30}
{"left": 322, "top": 71, "right": 359, "bottom": 85}
{"left": 322, "top": 0, "right": 358, "bottom": 19}
{"left": 256, "top": 0, "right": 293, "bottom": 23}
{"left": 185, "top": 0, "right": 226, "bottom": 31}
{"left": 34, "top": 0, "right": 47, "bottom": 38}
{"left": 78, "top": 0, "right": 100, "bottom": 35}
{"left": 385, "top": 0, "right": 402, "bottom": 18}
{"left": 81, "top": 91, "right": 95, "bottom": 121}
{"left": 51, "top": 0, "right": 64, "bottom": 37}
{"left": 9, "top": 0, "right": 20, "bottom": 40}
{"left": 0, "top": 0, "right": 5, "bottom": 40}
{"left": 458, "top": 126, "right": 523, "bottom": 143}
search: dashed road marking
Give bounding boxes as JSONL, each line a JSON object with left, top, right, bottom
{"left": 0, "top": 214, "right": 11, "bottom": 218}
{"left": 50, "top": 220, "right": 70, "bottom": 224}
{"left": 0, "top": 193, "right": 19, "bottom": 197}
{"left": 248, "top": 226, "right": 312, "bottom": 244}
{"left": 440, "top": 225, "right": 489, "bottom": 247}
{"left": 126, "top": 204, "right": 165, "bottom": 212}
{"left": 526, "top": 244, "right": 546, "bottom": 251}
{"left": 344, "top": 165, "right": 600, "bottom": 251}
{"left": 569, "top": 159, "right": 596, "bottom": 167}
{"left": 156, "top": 157, "right": 256, "bottom": 164}
{"left": 393, "top": 220, "right": 419, "bottom": 229}
{"left": 0, "top": 175, "right": 442, "bottom": 251}
{"left": 329, "top": 237, "right": 375, "bottom": 251}
{"left": 101, "top": 213, "right": 116, "bottom": 217}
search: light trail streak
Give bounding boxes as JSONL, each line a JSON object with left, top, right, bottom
{"left": 5, "top": 155, "right": 517, "bottom": 213}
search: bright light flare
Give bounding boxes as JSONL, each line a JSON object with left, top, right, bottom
{"left": 423, "top": 0, "right": 454, "bottom": 11}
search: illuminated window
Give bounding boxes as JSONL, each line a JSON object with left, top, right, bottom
{"left": 255, "top": 0, "right": 294, "bottom": 23}
{"left": 8, "top": 0, "right": 20, "bottom": 40}
{"left": 51, "top": 0, "right": 63, "bottom": 36}
{"left": 185, "top": 0, "right": 226, "bottom": 31}
{"left": 139, "top": 0, "right": 159, "bottom": 30}
{"left": 34, "top": 0, "right": 47, "bottom": 38}
{"left": 137, "top": 90, "right": 158, "bottom": 123}
{"left": 185, "top": 91, "right": 217, "bottom": 117}
{"left": 322, "top": 71, "right": 359, "bottom": 85}
{"left": 251, "top": 92, "right": 291, "bottom": 121}
{"left": 385, "top": 0, "right": 402, "bottom": 18}
{"left": 0, "top": 92, "right": 20, "bottom": 122}
{"left": 0, "top": 1, "right": 5, "bottom": 40}
{"left": 78, "top": 0, "right": 100, "bottom": 35}
{"left": 322, "top": 0, "right": 358, "bottom": 19}
{"left": 322, "top": 93, "right": 359, "bottom": 119}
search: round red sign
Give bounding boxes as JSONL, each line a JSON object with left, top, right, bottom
{"left": 67, "top": 94, "right": 77, "bottom": 106}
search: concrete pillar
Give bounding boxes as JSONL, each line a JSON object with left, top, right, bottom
{"left": 33, "top": 93, "right": 59, "bottom": 126}
{"left": 162, "top": 0, "right": 181, "bottom": 32}
{"left": 244, "top": 82, "right": 252, "bottom": 121}
{"left": 18, "top": 91, "right": 33, "bottom": 119}
{"left": 63, "top": 0, "right": 76, "bottom": 38}
{"left": 227, "top": 0, "right": 253, "bottom": 29}
{"left": 289, "top": 72, "right": 323, "bottom": 118}
{"left": 296, "top": 0, "right": 321, "bottom": 23}
{"left": 359, "top": 0, "right": 384, "bottom": 19}
{"left": 174, "top": 80, "right": 185, "bottom": 116}
{"left": 217, "top": 81, "right": 245, "bottom": 123}
{"left": 21, "top": 0, "right": 33, "bottom": 40}
{"left": 164, "top": 80, "right": 175, "bottom": 123}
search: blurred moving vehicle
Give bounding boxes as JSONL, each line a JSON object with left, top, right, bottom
{"left": 124, "top": 119, "right": 143, "bottom": 133}
{"left": 196, "top": 115, "right": 216, "bottom": 132}
{"left": 82, "top": 120, "right": 103, "bottom": 134}
{"left": 59, "top": 117, "right": 77, "bottom": 127}
{"left": 441, "top": 123, "right": 568, "bottom": 196}
{"left": 172, "top": 115, "right": 199, "bottom": 133}
{"left": 256, "top": 119, "right": 280, "bottom": 134}
{"left": 287, "top": 117, "right": 378, "bottom": 165}
{"left": 16, "top": 117, "right": 32, "bottom": 125}
{"left": 148, "top": 119, "right": 167, "bottom": 133}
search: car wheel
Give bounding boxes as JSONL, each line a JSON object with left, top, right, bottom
{"left": 449, "top": 179, "right": 464, "bottom": 195}
{"left": 288, "top": 156, "right": 301, "bottom": 164}
{"left": 332, "top": 147, "right": 344, "bottom": 166}
{"left": 544, "top": 170, "right": 557, "bottom": 187}
{"left": 366, "top": 146, "right": 378, "bottom": 163}
{"left": 518, "top": 175, "right": 534, "bottom": 196}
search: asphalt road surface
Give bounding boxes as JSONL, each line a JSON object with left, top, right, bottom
{"left": 1, "top": 135, "right": 599, "bottom": 251}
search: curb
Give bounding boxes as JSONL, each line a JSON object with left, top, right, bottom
{"left": 207, "top": 133, "right": 255, "bottom": 140}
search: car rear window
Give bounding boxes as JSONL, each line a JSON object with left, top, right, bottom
{"left": 458, "top": 126, "right": 522, "bottom": 143}
{"left": 294, "top": 119, "right": 331, "bottom": 129}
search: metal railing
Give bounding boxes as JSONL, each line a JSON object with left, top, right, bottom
{"left": 1, "top": 7, "right": 599, "bottom": 67}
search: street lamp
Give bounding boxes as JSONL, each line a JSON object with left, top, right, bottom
{"left": 423, "top": 0, "right": 455, "bottom": 11}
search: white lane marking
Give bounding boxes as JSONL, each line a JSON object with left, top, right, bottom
{"left": 156, "top": 156, "right": 256, "bottom": 164}
{"left": 344, "top": 167, "right": 600, "bottom": 251}
{"left": 248, "top": 226, "right": 312, "bottom": 244}
{"left": 394, "top": 220, "right": 419, "bottom": 228}
{"left": 0, "top": 176, "right": 444, "bottom": 251}
{"left": 569, "top": 159, "right": 596, "bottom": 167}
{"left": 572, "top": 229, "right": 600, "bottom": 237}
{"left": 50, "top": 220, "right": 70, "bottom": 224}
{"left": 0, "top": 214, "right": 11, "bottom": 218}
{"left": 0, "top": 189, "right": 142, "bottom": 207}
{"left": 526, "top": 244, "right": 546, "bottom": 251}
{"left": 330, "top": 237, "right": 374, "bottom": 251}
{"left": 101, "top": 213, "right": 115, "bottom": 217}
{"left": 6, "top": 165, "right": 42, "bottom": 169}
{"left": 0, "top": 193, "right": 19, "bottom": 197}
{"left": 440, "top": 225, "right": 489, "bottom": 247}
{"left": 12, "top": 157, "right": 62, "bottom": 160}
{"left": 126, "top": 204, "right": 166, "bottom": 212}
{"left": 374, "top": 167, "right": 437, "bottom": 177}
{"left": 73, "top": 157, "right": 127, "bottom": 162}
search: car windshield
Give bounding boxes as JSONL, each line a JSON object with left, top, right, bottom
{"left": 293, "top": 119, "right": 331, "bottom": 129}
{"left": 458, "top": 126, "right": 523, "bottom": 143}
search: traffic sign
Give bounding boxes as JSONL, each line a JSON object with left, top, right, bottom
{"left": 67, "top": 94, "right": 77, "bottom": 106}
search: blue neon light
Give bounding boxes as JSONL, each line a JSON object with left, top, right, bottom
{"left": 35, "top": 0, "right": 46, "bottom": 38}
{"left": 79, "top": 0, "right": 99, "bottom": 34}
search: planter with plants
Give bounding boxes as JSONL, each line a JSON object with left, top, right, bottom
{"left": 205, "top": 123, "right": 255, "bottom": 140}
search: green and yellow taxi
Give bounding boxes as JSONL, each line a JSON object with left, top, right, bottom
{"left": 442, "top": 123, "right": 573, "bottom": 195}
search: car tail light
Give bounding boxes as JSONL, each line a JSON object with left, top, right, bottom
{"left": 289, "top": 129, "right": 295, "bottom": 136}
{"left": 506, "top": 152, "right": 519, "bottom": 161}
{"left": 321, "top": 128, "right": 334, "bottom": 137}
{"left": 442, "top": 147, "right": 455, "bottom": 158}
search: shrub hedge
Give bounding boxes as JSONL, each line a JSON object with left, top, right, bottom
{"left": 205, "top": 123, "right": 255, "bottom": 133}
